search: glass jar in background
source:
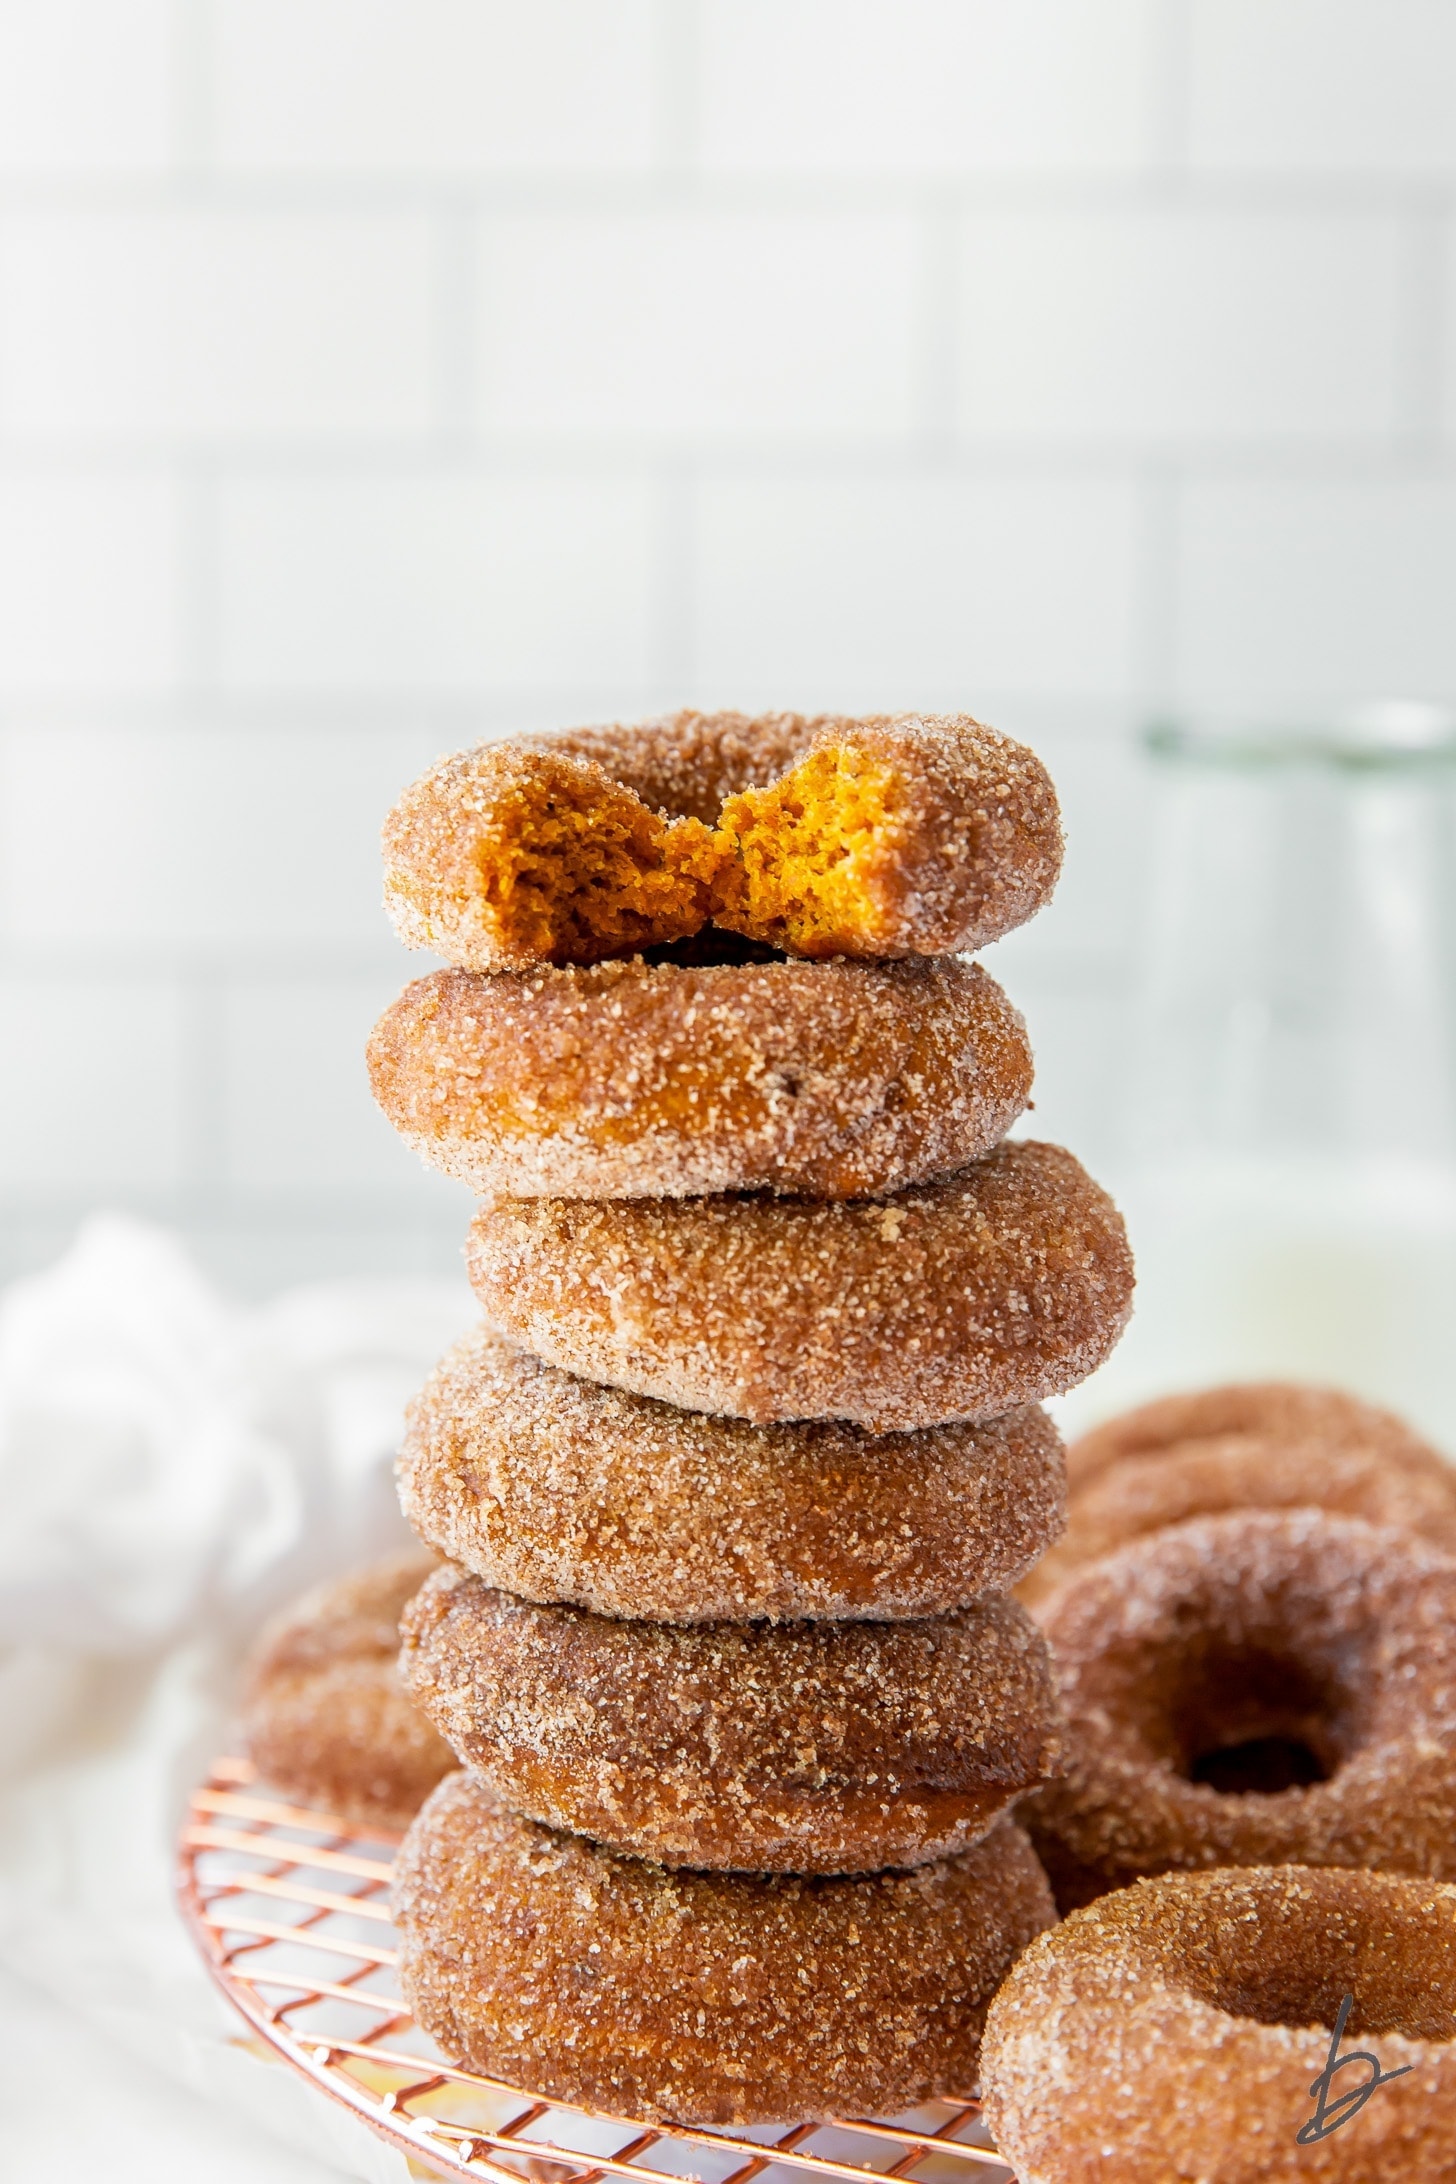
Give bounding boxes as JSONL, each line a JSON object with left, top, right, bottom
{"left": 1067, "top": 702, "right": 1456, "bottom": 1448}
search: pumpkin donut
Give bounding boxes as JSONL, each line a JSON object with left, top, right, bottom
{"left": 1024, "top": 1510, "right": 1456, "bottom": 1911}
{"left": 465, "top": 1139, "right": 1133, "bottom": 1432}
{"left": 399, "top": 1567, "right": 1061, "bottom": 1874}
{"left": 1020, "top": 1426, "right": 1456, "bottom": 1613}
{"left": 381, "top": 710, "right": 1062, "bottom": 971}
{"left": 1066, "top": 1379, "right": 1442, "bottom": 1493}
{"left": 367, "top": 952, "right": 1032, "bottom": 1201}
{"left": 981, "top": 1866, "right": 1456, "bottom": 2184}
{"left": 239, "top": 1550, "right": 453, "bottom": 1831}
{"left": 395, "top": 1771, "right": 1056, "bottom": 2125}
{"left": 397, "top": 1328, "right": 1066, "bottom": 1623}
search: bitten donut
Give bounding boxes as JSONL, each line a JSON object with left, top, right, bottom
{"left": 1020, "top": 1425, "right": 1456, "bottom": 1612}
{"left": 382, "top": 710, "right": 1062, "bottom": 972}
{"left": 981, "top": 1866, "right": 1456, "bottom": 2183}
{"left": 397, "top": 1329, "right": 1066, "bottom": 1622}
{"left": 466, "top": 1139, "right": 1133, "bottom": 1431}
{"left": 395, "top": 1771, "right": 1056, "bottom": 2125}
{"left": 239, "top": 1550, "right": 453, "bottom": 1831}
{"left": 1066, "top": 1379, "right": 1443, "bottom": 1493}
{"left": 368, "top": 952, "right": 1032, "bottom": 1202}
{"left": 399, "top": 1567, "right": 1061, "bottom": 1874}
{"left": 1024, "top": 1510, "right": 1456, "bottom": 1911}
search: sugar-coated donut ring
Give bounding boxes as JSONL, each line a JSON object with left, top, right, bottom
{"left": 465, "top": 1139, "right": 1133, "bottom": 1431}
{"left": 395, "top": 1772, "right": 1055, "bottom": 2125}
{"left": 397, "top": 1329, "right": 1066, "bottom": 1622}
{"left": 367, "top": 953, "right": 1032, "bottom": 1202}
{"left": 382, "top": 710, "right": 1062, "bottom": 972}
{"left": 982, "top": 1865, "right": 1456, "bottom": 2184}
{"left": 1066, "top": 1378, "right": 1441, "bottom": 1493}
{"left": 239, "top": 1550, "right": 453, "bottom": 1831}
{"left": 1019, "top": 1428, "right": 1456, "bottom": 1612}
{"left": 1024, "top": 1510, "right": 1456, "bottom": 1911}
{"left": 399, "top": 1566, "right": 1061, "bottom": 1874}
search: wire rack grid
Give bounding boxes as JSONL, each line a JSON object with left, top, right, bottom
{"left": 177, "top": 1757, "right": 1018, "bottom": 2184}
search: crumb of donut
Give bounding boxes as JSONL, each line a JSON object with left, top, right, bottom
{"left": 383, "top": 745, "right": 720, "bottom": 972}
{"left": 712, "top": 745, "right": 908, "bottom": 956}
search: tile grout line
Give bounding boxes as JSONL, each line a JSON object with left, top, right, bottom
{"left": 1394, "top": 197, "right": 1450, "bottom": 457}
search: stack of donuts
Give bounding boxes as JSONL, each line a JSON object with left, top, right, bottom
{"left": 361, "top": 710, "right": 1135, "bottom": 2126}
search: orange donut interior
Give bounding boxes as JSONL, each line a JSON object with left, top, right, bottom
{"left": 464, "top": 761, "right": 721, "bottom": 966}
{"left": 711, "top": 745, "right": 907, "bottom": 956}
{"left": 471, "top": 743, "right": 911, "bottom": 966}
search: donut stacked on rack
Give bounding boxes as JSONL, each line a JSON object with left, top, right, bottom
{"left": 367, "top": 710, "right": 1135, "bottom": 2127}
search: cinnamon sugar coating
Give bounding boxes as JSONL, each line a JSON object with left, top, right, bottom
{"left": 1020, "top": 1428, "right": 1456, "bottom": 1613}
{"left": 394, "top": 1772, "right": 1055, "bottom": 2125}
{"left": 239, "top": 1550, "right": 453, "bottom": 1831}
{"left": 367, "top": 954, "right": 1032, "bottom": 1201}
{"left": 399, "top": 1568, "right": 1061, "bottom": 1874}
{"left": 398, "top": 1329, "right": 1066, "bottom": 1623}
{"left": 1067, "top": 1378, "right": 1442, "bottom": 1492}
{"left": 466, "top": 1140, "right": 1133, "bottom": 1431}
{"left": 382, "top": 711, "right": 1062, "bottom": 973}
{"left": 1024, "top": 1510, "right": 1456, "bottom": 1911}
{"left": 982, "top": 1866, "right": 1456, "bottom": 2183}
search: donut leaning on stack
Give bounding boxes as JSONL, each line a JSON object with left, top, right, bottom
{"left": 368, "top": 709, "right": 1136, "bottom": 2125}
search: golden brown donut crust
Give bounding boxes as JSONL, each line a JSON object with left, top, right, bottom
{"left": 1066, "top": 1378, "right": 1443, "bottom": 1492}
{"left": 394, "top": 1772, "right": 1056, "bottom": 2125}
{"left": 1020, "top": 1429, "right": 1456, "bottom": 1612}
{"left": 239, "top": 1550, "right": 453, "bottom": 1831}
{"left": 367, "top": 954, "right": 1032, "bottom": 1202}
{"left": 382, "top": 710, "right": 1062, "bottom": 972}
{"left": 1024, "top": 1510, "right": 1456, "bottom": 1911}
{"left": 397, "top": 1328, "right": 1066, "bottom": 1622}
{"left": 399, "top": 1567, "right": 1062, "bottom": 1874}
{"left": 466, "top": 1139, "right": 1133, "bottom": 1431}
{"left": 981, "top": 1865, "right": 1456, "bottom": 2184}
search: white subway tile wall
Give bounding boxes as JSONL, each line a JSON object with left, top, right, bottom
{"left": 1, "top": 0, "right": 1452, "bottom": 1290}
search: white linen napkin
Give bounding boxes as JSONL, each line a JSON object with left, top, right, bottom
{"left": 0, "top": 1215, "right": 475, "bottom": 2178}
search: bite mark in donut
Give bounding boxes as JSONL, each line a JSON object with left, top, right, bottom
{"left": 383, "top": 745, "right": 720, "bottom": 972}
{"left": 382, "top": 710, "right": 1062, "bottom": 972}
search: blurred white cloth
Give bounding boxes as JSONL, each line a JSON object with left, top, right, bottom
{"left": 0, "top": 1216, "right": 476, "bottom": 2180}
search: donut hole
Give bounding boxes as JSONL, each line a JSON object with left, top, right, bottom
{"left": 478, "top": 768, "right": 720, "bottom": 963}
{"left": 636, "top": 930, "right": 787, "bottom": 969}
{"left": 1165, "top": 1644, "right": 1356, "bottom": 1792}
{"left": 713, "top": 747, "right": 905, "bottom": 956}
{"left": 1166, "top": 1875, "right": 1456, "bottom": 2041}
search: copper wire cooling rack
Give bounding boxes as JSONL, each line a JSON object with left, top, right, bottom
{"left": 177, "top": 1757, "right": 1017, "bottom": 2184}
